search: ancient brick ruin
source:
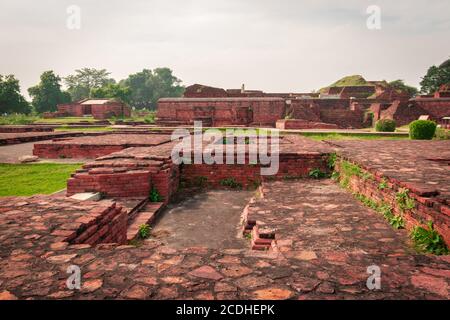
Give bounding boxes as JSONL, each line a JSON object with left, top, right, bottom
{"left": 44, "top": 98, "right": 131, "bottom": 120}
{"left": 0, "top": 128, "right": 449, "bottom": 300}
{"left": 156, "top": 83, "right": 450, "bottom": 128}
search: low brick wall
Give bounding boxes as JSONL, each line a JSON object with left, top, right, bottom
{"left": 68, "top": 169, "right": 153, "bottom": 198}
{"left": 34, "top": 143, "right": 125, "bottom": 159}
{"left": 0, "top": 132, "right": 85, "bottom": 146}
{"left": 67, "top": 153, "right": 179, "bottom": 204}
{"left": 56, "top": 202, "right": 128, "bottom": 245}
{"left": 334, "top": 158, "right": 450, "bottom": 247}
{"left": 276, "top": 119, "right": 339, "bottom": 130}
{"left": 0, "top": 125, "right": 54, "bottom": 133}
{"left": 181, "top": 154, "right": 330, "bottom": 189}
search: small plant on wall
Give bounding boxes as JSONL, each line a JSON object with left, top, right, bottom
{"left": 395, "top": 188, "right": 415, "bottom": 212}
{"left": 220, "top": 178, "right": 243, "bottom": 189}
{"left": 149, "top": 187, "right": 163, "bottom": 202}
{"left": 308, "top": 168, "right": 326, "bottom": 179}
{"left": 138, "top": 224, "right": 151, "bottom": 239}
{"left": 410, "top": 221, "right": 449, "bottom": 255}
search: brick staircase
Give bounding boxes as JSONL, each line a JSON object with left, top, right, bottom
{"left": 126, "top": 201, "right": 165, "bottom": 241}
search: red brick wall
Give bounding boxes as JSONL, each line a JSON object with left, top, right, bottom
{"left": 335, "top": 160, "right": 450, "bottom": 247}
{"left": 59, "top": 202, "right": 128, "bottom": 245}
{"left": 276, "top": 119, "right": 339, "bottom": 130}
{"left": 157, "top": 98, "right": 285, "bottom": 127}
{"left": 412, "top": 99, "right": 450, "bottom": 120}
{"left": 34, "top": 143, "right": 125, "bottom": 159}
{"left": 181, "top": 154, "right": 330, "bottom": 188}
{"left": 57, "top": 102, "right": 131, "bottom": 119}
{"left": 91, "top": 103, "right": 131, "bottom": 120}
{"left": 67, "top": 159, "right": 179, "bottom": 204}
{"left": 0, "top": 126, "right": 54, "bottom": 133}
{"left": 67, "top": 169, "right": 152, "bottom": 198}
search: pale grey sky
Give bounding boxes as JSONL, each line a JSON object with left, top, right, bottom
{"left": 1, "top": 0, "right": 449, "bottom": 97}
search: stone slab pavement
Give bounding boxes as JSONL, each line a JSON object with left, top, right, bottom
{"left": 0, "top": 180, "right": 448, "bottom": 300}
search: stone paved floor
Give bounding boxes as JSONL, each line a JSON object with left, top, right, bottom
{"left": 0, "top": 180, "right": 448, "bottom": 300}
{"left": 152, "top": 190, "right": 253, "bottom": 249}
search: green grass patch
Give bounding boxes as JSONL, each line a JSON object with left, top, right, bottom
{"left": 0, "top": 163, "right": 82, "bottom": 196}
{"left": 34, "top": 117, "right": 98, "bottom": 124}
{"left": 55, "top": 126, "right": 114, "bottom": 132}
{"left": 298, "top": 132, "right": 409, "bottom": 141}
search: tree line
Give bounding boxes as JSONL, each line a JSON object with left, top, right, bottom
{"left": 0, "top": 67, "right": 185, "bottom": 115}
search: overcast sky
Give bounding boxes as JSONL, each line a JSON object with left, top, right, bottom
{"left": 1, "top": 0, "right": 449, "bottom": 97}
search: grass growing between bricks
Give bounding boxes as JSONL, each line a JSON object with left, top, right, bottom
{"left": 0, "top": 163, "right": 82, "bottom": 196}
{"left": 332, "top": 158, "right": 448, "bottom": 255}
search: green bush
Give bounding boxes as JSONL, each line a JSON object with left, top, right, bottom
{"left": 410, "top": 221, "right": 448, "bottom": 255}
{"left": 434, "top": 127, "right": 449, "bottom": 140}
{"left": 149, "top": 187, "right": 163, "bottom": 202}
{"left": 409, "top": 120, "right": 437, "bottom": 140}
{"left": 375, "top": 119, "right": 396, "bottom": 132}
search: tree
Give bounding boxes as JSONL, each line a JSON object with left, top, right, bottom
{"left": 388, "top": 80, "right": 418, "bottom": 97}
{"left": 121, "top": 68, "right": 184, "bottom": 109}
{"left": 90, "top": 83, "right": 132, "bottom": 104}
{"left": 0, "top": 75, "right": 31, "bottom": 114}
{"left": 420, "top": 58, "right": 450, "bottom": 94}
{"left": 28, "top": 71, "right": 71, "bottom": 113}
{"left": 64, "top": 68, "right": 114, "bottom": 101}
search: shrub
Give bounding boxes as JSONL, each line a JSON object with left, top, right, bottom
{"left": 410, "top": 221, "right": 448, "bottom": 255}
{"left": 138, "top": 224, "right": 151, "bottom": 239}
{"left": 149, "top": 187, "right": 163, "bottom": 202}
{"left": 434, "top": 127, "right": 450, "bottom": 140}
{"left": 219, "top": 178, "right": 242, "bottom": 189}
{"left": 308, "top": 168, "right": 326, "bottom": 179}
{"left": 375, "top": 119, "right": 396, "bottom": 132}
{"left": 409, "top": 120, "right": 437, "bottom": 140}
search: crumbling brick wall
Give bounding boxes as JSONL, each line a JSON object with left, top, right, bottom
{"left": 59, "top": 202, "right": 128, "bottom": 245}
{"left": 157, "top": 98, "right": 286, "bottom": 127}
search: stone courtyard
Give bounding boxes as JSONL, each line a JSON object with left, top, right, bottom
{"left": 0, "top": 130, "right": 449, "bottom": 300}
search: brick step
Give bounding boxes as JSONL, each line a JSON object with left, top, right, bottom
{"left": 126, "top": 202, "right": 164, "bottom": 241}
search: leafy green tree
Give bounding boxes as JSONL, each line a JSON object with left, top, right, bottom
{"left": 64, "top": 68, "right": 114, "bottom": 101}
{"left": 90, "top": 83, "right": 132, "bottom": 104}
{"left": 0, "top": 75, "right": 31, "bottom": 114}
{"left": 420, "top": 58, "right": 450, "bottom": 94}
{"left": 121, "top": 68, "right": 184, "bottom": 109}
{"left": 28, "top": 71, "right": 71, "bottom": 113}
{"left": 388, "top": 80, "right": 418, "bottom": 97}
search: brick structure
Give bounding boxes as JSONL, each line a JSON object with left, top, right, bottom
{"left": 67, "top": 142, "right": 180, "bottom": 203}
{"left": 411, "top": 97, "right": 450, "bottom": 126}
{"left": 33, "top": 134, "right": 172, "bottom": 159}
{"left": 1, "top": 134, "right": 450, "bottom": 300}
{"left": 275, "top": 119, "right": 339, "bottom": 130}
{"left": 370, "top": 100, "right": 428, "bottom": 126}
{"left": 0, "top": 125, "right": 54, "bottom": 133}
{"left": 157, "top": 97, "right": 286, "bottom": 127}
{"left": 329, "top": 139, "right": 450, "bottom": 247}
{"left": 48, "top": 99, "right": 131, "bottom": 120}
{"left": 157, "top": 82, "right": 419, "bottom": 128}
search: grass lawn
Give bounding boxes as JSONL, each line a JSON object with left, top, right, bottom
{"left": 34, "top": 116, "right": 98, "bottom": 124}
{"left": 298, "top": 132, "right": 409, "bottom": 141}
{"left": 0, "top": 163, "right": 82, "bottom": 197}
{"left": 55, "top": 126, "right": 115, "bottom": 132}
